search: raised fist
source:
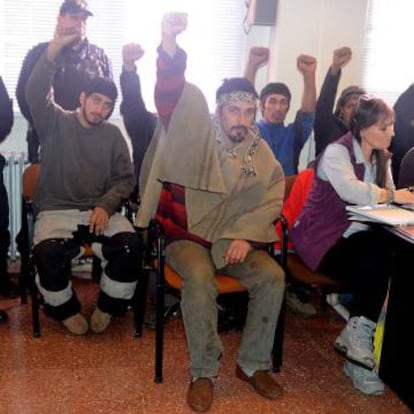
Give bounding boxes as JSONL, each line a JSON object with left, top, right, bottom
{"left": 162, "top": 12, "right": 188, "bottom": 37}
{"left": 332, "top": 47, "right": 352, "bottom": 72}
{"left": 297, "top": 55, "right": 317, "bottom": 75}
{"left": 123, "top": 43, "right": 145, "bottom": 67}
{"left": 248, "top": 46, "right": 270, "bottom": 69}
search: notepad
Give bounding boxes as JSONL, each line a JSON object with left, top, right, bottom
{"left": 346, "top": 204, "right": 414, "bottom": 226}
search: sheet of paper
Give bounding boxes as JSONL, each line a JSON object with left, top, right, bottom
{"left": 346, "top": 205, "right": 414, "bottom": 226}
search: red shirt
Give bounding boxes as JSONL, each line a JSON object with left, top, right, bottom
{"left": 154, "top": 46, "right": 210, "bottom": 247}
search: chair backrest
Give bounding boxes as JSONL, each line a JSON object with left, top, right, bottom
{"left": 283, "top": 170, "right": 314, "bottom": 222}
{"left": 149, "top": 217, "right": 284, "bottom": 382}
{"left": 398, "top": 146, "right": 414, "bottom": 188}
{"left": 282, "top": 169, "right": 346, "bottom": 295}
{"left": 22, "top": 162, "right": 97, "bottom": 262}
{"left": 22, "top": 163, "right": 41, "bottom": 200}
{"left": 276, "top": 169, "right": 314, "bottom": 248}
{"left": 284, "top": 174, "right": 297, "bottom": 201}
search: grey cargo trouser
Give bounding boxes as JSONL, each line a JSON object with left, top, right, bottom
{"left": 166, "top": 240, "right": 285, "bottom": 378}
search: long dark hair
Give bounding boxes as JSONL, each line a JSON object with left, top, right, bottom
{"left": 334, "top": 85, "right": 365, "bottom": 118}
{"left": 349, "top": 95, "right": 394, "bottom": 187}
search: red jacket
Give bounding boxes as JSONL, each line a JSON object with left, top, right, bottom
{"left": 275, "top": 168, "right": 314, "bottom": 250}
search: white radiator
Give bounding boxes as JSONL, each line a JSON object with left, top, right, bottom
{"left": 2, "top": 152, "right": 26, "bottom": 261}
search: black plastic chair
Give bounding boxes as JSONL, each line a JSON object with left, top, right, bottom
{"left": 18, "top": 164, "right": 147, "bottom": 338}
{"left": 398, "top": 146, "right": 414, "bottom": 188}
{"left": 146, "top": 218, "right": 286, "bottom": 383}
{"left": 279, "top": 174, "right": 347, "bottom": 312}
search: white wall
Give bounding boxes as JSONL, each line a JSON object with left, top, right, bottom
{"left": 1, "top": 0, "right": 369, "bottom": 155}
{"left": 0, "top": 114, "right": 129, "bottom": 156}
{"left": 247, "top": 0, "right": 369, "bottom": 122}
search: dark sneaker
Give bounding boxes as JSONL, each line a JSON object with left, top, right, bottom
{"left": 144, "top": 303, "right": 182, "bottom": 330}
{"left": 286, "top": 291, "right": 317, "bottom": 318}
{"left": 0, "top": 277, "right": 19, "bottom": 299}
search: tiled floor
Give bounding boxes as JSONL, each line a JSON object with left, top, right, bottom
{"left": 0, "top": 277, "right": 411, "bottom": 414}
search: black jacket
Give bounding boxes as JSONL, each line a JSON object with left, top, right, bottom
{"left": 0, "top": 76, "right": 13, "bottom": 229}
{"left": 314, "top": 69, "right": 349, "bottom": 157}
{"left": 390, "top": 84, "right": 414, "bottom": 184}
{"left": 16, "top": 39, "right": 112, "bottom": 162}
{"left": 16, "top": 39, "right": 113, "bottom": 122}
{"left": 120, "top": 69, "right": 157, "bottom": 199}
{"left": 0, "top": 76, "right": 13, "bottom": 144}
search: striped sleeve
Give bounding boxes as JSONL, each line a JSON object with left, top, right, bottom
{"left": 156, "top": 183, "right": 211, "bottom": 248}
{"left": 154, "top": 45, "right": 187, "bottom": 129}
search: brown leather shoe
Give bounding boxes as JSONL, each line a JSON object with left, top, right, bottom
{"left": 187, "top": 377, "right": 214, "bottom": 412}
{"left": 236, "top": 364, "right": 283, "bottom": 400}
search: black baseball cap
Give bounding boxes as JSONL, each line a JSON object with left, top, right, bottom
{"left": 59, "top": 0, "right": 93, "bottom": 17}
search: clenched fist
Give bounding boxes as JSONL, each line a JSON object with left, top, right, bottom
{"left": 123, "top": 43, "right": 145, "bottom": 70}
{"left": 297, "top": 55, "right": 317, "bottom": 75}
{"left": 162, "top": 12, "right": 188, "bottom": 37}
{"left": 331, "top": 46, "right": 352, "bottom": 73}
{"left": 247, "top": 46, "right": 270, "bottom": 69}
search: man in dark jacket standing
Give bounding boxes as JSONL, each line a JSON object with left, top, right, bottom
{"left": 390, "top": 84, "right": 414, "bottom": 184}
{"left": 0, "top": 76, "right": 14, "bottom": 322}
{"left": 16, "top": 0, "right": 113, "bottom": 163}
{"left": 314, "top": 47, "right": 365, "bottom": 157}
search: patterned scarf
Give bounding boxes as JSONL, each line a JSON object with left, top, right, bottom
{"left": 213, "top": 115, "right": 262, "bottom": 177}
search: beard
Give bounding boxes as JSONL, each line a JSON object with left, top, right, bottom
{"left": 82, "top": 108, "right": 104, "bottom": 127}
{"left": 228, "top": 125, "right": 248, "bottom": 143}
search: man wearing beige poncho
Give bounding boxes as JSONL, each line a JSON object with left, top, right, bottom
{"left": 129, "top": 13, "right": 286, "bottom": 413}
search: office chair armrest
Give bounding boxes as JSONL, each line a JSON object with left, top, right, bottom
{"left": 279, "top": 214, "right": 289, "bottom": 269}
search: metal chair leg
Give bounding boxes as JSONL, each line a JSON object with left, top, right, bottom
{"left": 31, "top": 280, "right": 41, "bottom": 338}
{"left": 155, "top": 233, "right": 165, "bottom": 383}
{"left": 272, "top": 298, "right": 285, "bottom": 372}
{"left": 133, "top": 266, "right": 149, "bottom": 338}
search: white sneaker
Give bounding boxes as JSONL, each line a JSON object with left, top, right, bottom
{"left": 343, "top": 361, "right": 384, "bottom": 395}
{"left": 334, "top": 316, "right": 376, "bottom": 369}
{"left": 286, "top": 291, "right": 317, "bottom": 318}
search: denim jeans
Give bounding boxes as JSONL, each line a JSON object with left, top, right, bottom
{"left": 166, "top": 240, "right": 285, "bottom": 378}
